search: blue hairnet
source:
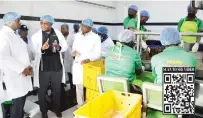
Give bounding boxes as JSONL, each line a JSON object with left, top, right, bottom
{"left": 118, "top": 29, "right": 135, "bottom": 43}
{"left": 97, "top": 26, "right": 108, "bottom": 35}
{"left": 160, "top": 27, "right": 181, "bottom": 46}
{"left": 74, "top": 23, "right": 80, "bottom": 27}
{"left": 40, "top": 15, "right": 55, "bottom": 24}
{"left": 92, "top": 27, "right": 97, "bottom": 33}
{"left": 128, "top": 5, "right": 138, "bottom": 12}
{"left": 140, "top": 10, "right": 150, "bottom": 18}
{"left": 82, "top": 18, "right": 94, "bottom": 28}
{"left": 61, "top": 23, "right": 69, "bottom": 30}
{"left": 3, "top": 12, "right": 21, "bottom": 25}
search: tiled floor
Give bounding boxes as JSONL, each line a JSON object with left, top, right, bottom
{"left": 25, "top": 84, "right": 77, "bottom": 118}
{"left": 32, "top": 106, "right": 77, "bottom": 118}
{"left": 25, "top": 95, "right": 77, "bottom": 118}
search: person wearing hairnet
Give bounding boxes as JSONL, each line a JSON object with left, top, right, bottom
{"left": 92, "top": 27, "right": 97, "bottom": 34}
{"left": 61, "top": 23, "right": 74, "bottom": 89}
{"left": 127, "top": 10, "right": 150, "bottom": 31}
{"left": 178, "top": 5, "right": 203, "bottom": 51}
{"left": 97, "top": 26, "right": 114, "bottom": 57}
{"left": 123, "top": 5, "right": 138, "bottom": 29}
{"left": 128, "top": 10, "right": 150, "bottom": 51}
{"left": 29, "top": 15, "right": 68, "bottom": 118}
{"left": 151, "top": 27, "right": 196, "bottom": 84}
{"left": 73, "top": 23, "right": 80, "bottom": 33}
{"left": 72, "top": 18, "right": 101, "bottom": 108}
{"left": 105, "top": 29, "right": 143, "bottom": 94}
{"left": 0, "top": 12, "right": 33, "bottom": 118}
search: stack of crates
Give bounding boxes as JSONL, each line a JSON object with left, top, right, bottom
{"left": 83, "top": 60, "right": 105, "bottom": 103}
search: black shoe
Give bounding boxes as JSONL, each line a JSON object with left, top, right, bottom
{"left": 55, "top": 112, "right": 62, "bottom": 118}
{"left": 42, "top": 113, "right": 48, "bottom": 118}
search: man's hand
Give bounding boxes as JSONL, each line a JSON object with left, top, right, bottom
{"left": 22, "top": 66, "right": 32, "bottom": 77}
{"left": 53, "top": 44, "right": 61, "bottom": 51}
{"left": 72, "top": 50, "right": 79, "bottom": 57}
{"left": 28, "top": 66, "right": 33, "bottom": 72}
{"left": 41, "top": 41, "right": 49, "bottom": 51}
{"left": 81, "top": 59, "right": 90, "bottom": 64}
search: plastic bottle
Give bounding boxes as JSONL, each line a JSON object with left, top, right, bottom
{"left": 52, "top": 40, "right": 57, "bottom": 53}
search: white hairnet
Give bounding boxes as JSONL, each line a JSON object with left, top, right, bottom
{"left": 118, "top": 29, "right": 135, "bottom": 43}
{"left": 3, "top": 12, "right": 21, "bottom": 25}
{"left": 160, "top": 27, "right": 181, "bottom": 46}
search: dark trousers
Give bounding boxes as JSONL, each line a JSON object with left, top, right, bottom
{"left": 38, "top": 70, "right": 62, "bottom": 114}
{"left": 1, "top": 96, "right": 26, "bottom": 118}
{"left": 67, "top": 72, "right": 75, "bottom": 89}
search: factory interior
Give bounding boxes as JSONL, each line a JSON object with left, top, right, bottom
{"left": 0, "top": 0, "right": 203, "bottom": 118}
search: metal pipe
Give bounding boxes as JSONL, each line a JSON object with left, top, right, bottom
{"left": 75, "top": 0, "right": 116, "bottom": 9}
{"left": 135, "top": 32, "right": 203, "bottom": 36}
{"left": 136, "top": 10, "right": 141, "bottom": 53}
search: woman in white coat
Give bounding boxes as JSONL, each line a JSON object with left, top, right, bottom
{"left": 29, "top": 15, "right": 68, "bottom": 118}
{"left": 97, "top": 26, "right": 115, "bottom": 57}
{"left": 61, "top": 23, "right": 74, "bottom": 89}
{"left": 0, "top": 12, "right": 33, "bottom": 118}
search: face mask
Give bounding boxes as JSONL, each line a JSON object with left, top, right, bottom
{"left": 128, "top": 14, "right": 134, "bottom": 19}
{"left": 140, "top": 22, "right": 146, "bottom": 25}
{"left": 188, "top": 13, "right": 195, "bottom": 18}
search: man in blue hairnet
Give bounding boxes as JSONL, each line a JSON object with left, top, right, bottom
{"left": 105, "top": 29, "right": 143, "bottom": 94}
{"left": 128, "top": 10, "right": 150, "bottom": 31}
{"left": 97, "top": 26, "right": 114, "bottom": 57}
{"left": 0, "top": 12, "right": 33, "bottom": 118}
{"left": 151, "top": 27, "right": 196, "bottom": 84}
{"left": 61, "top": 24, "right": 75, "bottom": 89}
{"left": 72, "top": 18, "right": 101, "bottom": 108}
{"left": 30, "top": 15, "right": 68, "bottom": 118}
{"left": 73, "top": 23, "right": 80, "bottom": 33}
{"left": 92, "top": 27, "right": 97, "bottom": 34}
{"left": 123, "top": 5, "right": 138, "bottom": 29}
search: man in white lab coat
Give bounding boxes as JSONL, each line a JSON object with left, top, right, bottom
{"left": 30, "top": 15, "right": 68, "bottom": 118}
{"left": 97, "top": 26, "right": 115, "bottom": 57}
{"left": 61, "top": 23, "right": 74, "bottom": 89}
{"left": 72, "top": 18, "right": 101, "bottom": 108}
{"left": 0, "top": 12, "right": 33, "bottom": 118}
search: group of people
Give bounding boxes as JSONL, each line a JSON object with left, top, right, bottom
{"left": 0, "top": 3, "right": 201, "bottom": 118}
{"left": 0, "top": 11, "right": 116, "bottom": 118}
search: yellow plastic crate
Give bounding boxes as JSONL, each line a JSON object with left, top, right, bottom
{"left": 86, "top": 88, "right": 100, "bottom": 103}
{"left": 83, "top": 60, "right": 105, "bottom": 91}
{"left": 74, "top": 90, "right": 142, "bottom": 118}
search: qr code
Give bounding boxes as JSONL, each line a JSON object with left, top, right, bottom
{"left": 163, "top": 67, "right": 195, "bottom": 115}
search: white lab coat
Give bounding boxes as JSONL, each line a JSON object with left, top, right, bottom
{"left": 72, "top": 31, "right": 101, "bottom": 85}
{"left": 64, "top": 33, "right": 75, "bottom": 73}
{"left": 0, "top": 26, "right": 33, "bottom": 100}
{"left": 101, "top": 37, "right": 115, "bottom": 57}
{"left": 29, "top": 29, "right": 68, "bottom": 87}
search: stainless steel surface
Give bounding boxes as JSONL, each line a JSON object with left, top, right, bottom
{"left": 195, "top": 80, "right": 203, "bottom": 107}
{"left": 135, "top": 32, "right": 203, "bottom": 36}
